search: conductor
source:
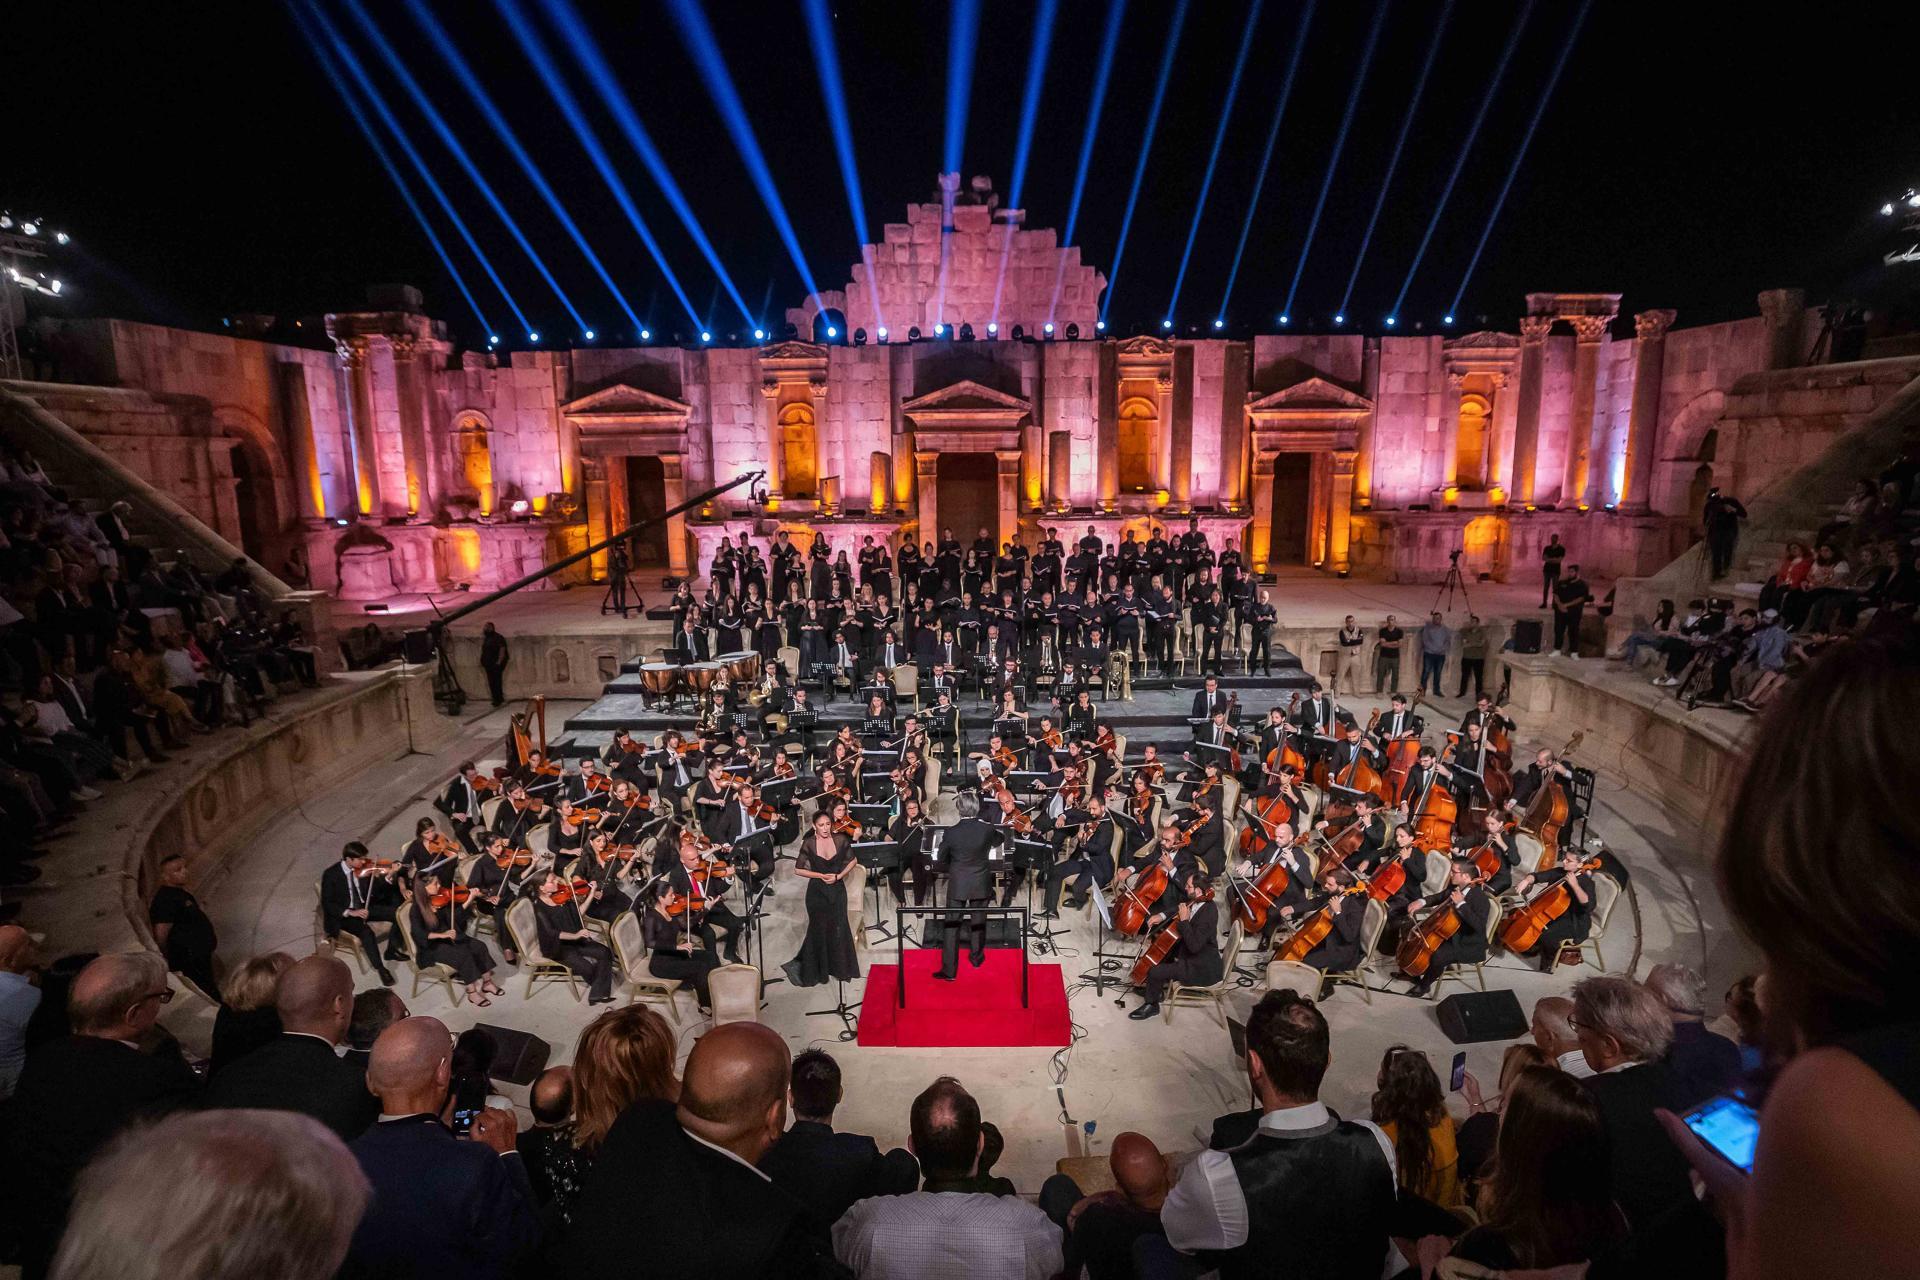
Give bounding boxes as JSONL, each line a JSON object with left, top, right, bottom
{"left": 935, "top": 791, "right": 1004, "bottom": 981}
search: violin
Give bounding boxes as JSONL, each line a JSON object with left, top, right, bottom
{"left": 546, "top": 878, "right": 596, "bottom": 907}
{"left": 349, "top": 858, "right": 400, "bottom": 878}
{"left": 1041, "top": 727, "right": 1064, "bottom": 750}
{"left": 991, "top": 744, "right": 1018, "bottom": 771}
{"left": 1130, "top": 883, "right": 1217, "bottom": 986}
{"left": 1092, "top": 724, "right": 1117, "bottom": 756}
{"left": 423, "top": 830, "right": 460, "bottom": 859}
{"left": 469, "top": 774, "right": 502, "bottom": 795}
{"left": 773, "top": 755, "right": 796, "bottom": 780}
{"left": 491, "top": 848, "right": 536, "bottom": 869}
{"left": 527, "top": 759, "right": 563, "bottom": 777}
{"left": 583, "top": 773, "right": 613, "bottom": 793}
{"left": 752, "top": 801, "right": 779, "bottom": 822}
{"left": 833, "top": 815, "right": 864, "bottom": 837}
{"left": 427, "top": 884, "right": 478, "bottom": 910}
{"left": 1133, "top": 759, "right": 1165, "bottom": 786}
{"left": 560, "top": 805, "right": 606, "bottom": 828}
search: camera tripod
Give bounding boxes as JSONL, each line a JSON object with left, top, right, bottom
{"left": 1431, "top": 548, "right": 1473, "bottom": 616}
{"left": 600, "top": 542, "right": 645, "bottom": 618}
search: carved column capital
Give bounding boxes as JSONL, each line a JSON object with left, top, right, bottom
{"left": 1446, "top": 370, "right": 1469, "bottom": 390}
{"left": 1565, "top": 314, "right": 1614, "bottom": 343}
{"left": 1155, "top": 373, "right": 1173, "bottom": 392}
{"left": 1634, "top": 309, "right": 1678, "bottom": 341}
{"left": 1486, "top": 370, "right": 1511, "bottom": 390}
{"left": 808, "top": 378, "right": 829, "bottom": 399}
{"left": 389, "top": 333, "right": 420, "bottom": 362}
{"left": 760, "top": 380, "right": 781, "bottom": 400}
{"left": 1518, "top": 315, "right": 1555, "bottom": 344}
{"left": 335, "top": 337, "right": 371, "bottom": 369}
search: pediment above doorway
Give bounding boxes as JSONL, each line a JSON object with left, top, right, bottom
{"left": 902, "top": 379, "right": 1030, "bottom": 453}
{"left": 562, "top": 383, "right": 692, "bottom": 456}
{"left": 1246, "top": 376, "right": 1370, "bottom": 453}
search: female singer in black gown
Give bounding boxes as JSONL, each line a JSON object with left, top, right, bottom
{"left": 782, "top": 811, "right": 861, "bottom": 988}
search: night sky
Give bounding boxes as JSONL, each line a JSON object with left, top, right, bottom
{"left": 6, "top": 1, "right": 1917, "bottom": 348}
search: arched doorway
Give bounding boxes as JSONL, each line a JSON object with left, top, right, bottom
{"left": 1117, "top": 396, "right": 1157, "bottom": 493}
{"left": 454, "top": 414, "right": 496, "bottom": 516}
{"left": 229, "top": 442, "right": 273, "bottom": 563}
{"left": 1457, "top": 393, "right": 1491, "bottom": 489}
{"left": 778, "top": 402, "right": 819, "bottom": 499}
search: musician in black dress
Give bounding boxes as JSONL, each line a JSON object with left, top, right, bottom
{"left": 1454, "top": 806, "right": 1522, "bottom": 894}
{"left": 1403, "top": 860, "right": 1494, "bottom": 998}
{"left": 1507, "top": 847, "right": 1597, "bottom": 971}
{"left": 568, "top": 831, "right": 636, "bottom": 924}
{"left": 666, "top": 832, "right": 745, "bottom": 964}
{"left": 886, "top": 796, "right": 935, "bottom": 906}
{"left": 642, "top": 887, "right": 720, "bottom": 1012}
{"left": 531, "top": 870, "right": 616, "bottom": 1004}
{"left": 467, "top": 833, "right": 530, "bottom": 964}
{"left": 1373, "top": 826, "right": 1429, "bottom": 949}
{"left": 410, "top": 872, "right": 504, "bottom": 1007}
{"left": 783, "top": 812, "right": 861, "bottom": 988}
{"left": 1130, "top": 868, "right": 1222, "bottom": 1020}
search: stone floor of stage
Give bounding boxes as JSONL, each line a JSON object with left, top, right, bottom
{"left": 185, "top": 674, "right": 1747, "bottom": 1194}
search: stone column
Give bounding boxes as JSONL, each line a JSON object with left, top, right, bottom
{"left": 1482, "top": 370, "right": 1510, "bottom": 493}
{"left": 1511, "top": 316, "right": 1554, "bottom": 506}
{"left": 1620, "top": 309, "right": 1676, "bottom": 512}
{"left": 336, "top": 337, "right": 381, "bottom": 517}
{"left": 1154, "top": 371, "right": 1174, "bottom": 493}
{"left": 1170, "top": 349, "right": 1194, "bottom": 510}
{"left": 582, "top": 455, "right": 610, "bottom": 580}
{"left": 1328, "top": 449, "right": 1357, "bottom": 574}
{"left": 388, "top": 334, "right": 433, "bottom": 517}
{"left": 1096, "top": 345, "right": 1119, "bottom": 510}
{"left": 1048, "top": 430, "right": 1072, "bottom": 507}
{"left": 809, "top": 378, "right": 832, "bottom": 507}
{"left": 661, "top": 454, "right": 691, "bottom": 580}
{"left": 550, "top": 357, "right": 580, "bottom": 503}
{"left": 760, "top": 380, "right": 784, "bottom": 502}
{"left": 995, "top": 450, "right": 1021, "bottom": 548}
{"left": 1560, "top": 313, "right": 1613, "bottom": 507}
{"left": 1439, "top": 371, "right": 1467, "bottom": 492}
{"left": 914, "top": 450, "right": 939, "bottom": 545}
{"left": 1249, "top": 452, "right": 1276, "bottom": 573}
{"left": 869, "top": 452, "right": 891, "bottom": 515}
{"left": 889, "top": 346, "right": 913, "bottom": 508}
{"left": 1757, "top": 288, "right": 1806, "bottom": 371}
{"left": 1021, "top": 419, "right": 1043, "bottom": 512}
{"left": 1355, "top": 337, "right": 1381, "bottom": 503}
{"left": 278, "top": 361, "right": 328, "bottom": 520}
{"left": 1220, "top": 342, "right": 1250, "bottom": 510}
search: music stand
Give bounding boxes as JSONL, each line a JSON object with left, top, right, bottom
{"left": 853, "top": 838, "right": 902, "bottom": 944}
{"left": 1014, "top": 836, "right": 1068, "bottom": 953}
{"left": 1081, "top": 878, "right": 1130, "bottom": 996}
{"left": 805, "top": 977, "right": 861, "bottom": 1042}
{"left": 849, "top": 802, "right": 892, "bottom": 834}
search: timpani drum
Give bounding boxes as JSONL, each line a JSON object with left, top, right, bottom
{"left": 717, "top": 650, "right": 762, "bottom": 686}
{"left": 639, "top": 662, "right": 681, "bottom": 700}
{"left": 683, "top": 661, "right": 723, "bottom": 693}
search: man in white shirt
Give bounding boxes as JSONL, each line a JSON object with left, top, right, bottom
{"left": 1531, "top": 994, "right": 1596, "bottom": 1079}
{"left": 1154, "top": 991, "right": 1402, "bottom": 1279}
{"left": 835, "top": 1076, "right": 1062, "bottom": 1280}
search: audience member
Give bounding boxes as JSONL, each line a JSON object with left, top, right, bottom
{"left": 200, "top": 954, "right": 375, "bottom": 1141}
{"left": 1644, "top": 961, "right": 1744, "bottom": 1107}
{"left": 516, "top": 1065, "right": 574, "bottom": 1213}
{"left": 1038, "top": 1131, "right": 1171, "bottom": 1280}
{"left": 344, "top": 987, "right": 407, "bottom": 1073}
{"left": 6, "top": 951, "right": 199, "bottom": 1279}
{"left": 48, "top": 1109, "right": 369, "bottom": 1280}
{"left": 1704, "top": 973, "right": 1768, "bottom": 1076}
{"left": 0, "top": 923, "right": 41, "bottom": 1099}
{"left": 759, "top": 1048, "right": 917, "bottom": 1236}
{"left": 146, "top": 854, "right": 217, "bottom": 996}
{"left": 1531, "top": 994, "right": 1594, "bottom": 1078}
{"left": 1453, "top": 1042, "right": 1550, "bottom": 1201}
{"left": 1370, "top": 1044, "right": 1462, "bottom": 1208}
{"left": 1569, "top": 977, "right": 1694, "bottom": 1236}
{"left": 209, "top": 950, "right": 291, "bottom": 1074}
{"left": 1156, "top": 991, "right": 1398, "bottom": 1280}
{"left": 834, "top": 1075, "right": 1062, "bottom": 1280}
{"left": 561, "top": 1022, "right": 816, "bottom": 1278}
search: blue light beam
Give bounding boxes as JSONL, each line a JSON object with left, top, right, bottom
{"left": 1387, "top": 2, "right": 1529, "bottom": 321}
{"left": 539, "top": 0, "right": 752, "bottom": 327}
{"left": 1449, "top": 0, "right": 1592, "bottom": 318}
{"left": 1167, "top": 0, "right": 1263, "bottom": 324}
{"left": 291, "top": 2, "right": 493, "bottom": 338}
{"left": 662, "top": 0, "right": 823, "bottom": 309}
{"left": 944, "top": 0, "right": 982, "bottom": 176}
{"left": 337, "top": 0, "right": 586, "bottom": 331}
{"left": 1047, "top": 0, "right": 1128, "bottom": 325}
{"left": 299, "top": 0, "right": 531, "bottom": 335}
{"left": 1337, "top": 0, "right": 1453, "bottom": 319}
{"left": 802, "top": 0, "right": 885, "bottom": 331}
{"left": 1099, "top": 0, "right": 1191, "bottom": 326}
{"left": 1281, "top": 0, "right": 1388, "bottom": 319}
{"left": 1218, "top": 0, "right": 1315, "bottom": 320}
{"left": 495, "top": 0, "right": 702, "bottom": 330}
{"left": 991, "top": 0, "right": 1060, "bottom": 326}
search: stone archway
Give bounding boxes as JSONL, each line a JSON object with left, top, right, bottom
{"left": 212, "top": 405, "right": 288, "bottom": 561}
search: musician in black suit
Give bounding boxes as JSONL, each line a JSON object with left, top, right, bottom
{"left": 758, "top": 1049, "right": 917, "bottom": 1239}
{"left": 438, "top": 762, "right": 490, "bottom": 854}
{"left": 1458, "top": 693, "right": 1514, "bottom": 739}
{"left": 936, "top": 791, "right": 1004, "bottom": 980}
{"left": 320, "top": 841, "right": 400, "bottom": 984}
{"left": 1245, "top": 589, "right": 1277, "bottom": 675}
{"left": 1507, "top": 747, "right": 1579, "bottom": 845}
{"left": 1291, "top": 871, "right": 1369, "bottom": 992}
{"left": 1378, "top": 693, "right": 1425, "bottom": 742}
{"left": 1129, "top": 867, "right": 1222, "bottom": 1019}
{"left": 201, "top": 954, "right": 378, "bottom": 1141}
{"left": 670, "top": 614, "right": 710, "bottom": 663}
{"left": 1189, "top": 677, "right": 1231, "bottom": 724}
{"left": 665, "top": 832, "right": 746, "bottom": 964}
{"left": 1402, "top": 860, "right": 1494, "bottom": 997}
{"left": 1507, "top": 847, "right": 1597, "bottom": 970}
{"left": 1291, "top": 686, "right": 1346, "bottom": 761}
{"left": 1192, "top": 587, "right": 1228, "bottom": 674}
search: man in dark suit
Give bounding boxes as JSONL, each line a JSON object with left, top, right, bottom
{"left": 344, "top": 1015, "right": 540, "bottom": 1280}
{"left": 1572, "top": 976, "right": 1701, "bottom": 1233}
{"left": 560, "top": 1022, "right": 816, "bottom": 1278}
{"left": 1189, "top": 676, "right": 1230, "bottom": 724}
{"left": 936, "top": 791, "right": 1005, "bottom": 980}
{"left": 759, "top": 1049, "right": 916, "bottom": 1238}
{"left": 201, "top": 954, "right": 377, "bottom": 1142}
{"left": 7, "top": 952, "right": 200, "bottom": 1279}
{"left": 1645, "top": 962, "right": 1744, "bottom": 1108}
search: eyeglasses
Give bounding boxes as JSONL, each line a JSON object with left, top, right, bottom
{"left": 136, "top": 989, "right": 175, "bottom": 1007}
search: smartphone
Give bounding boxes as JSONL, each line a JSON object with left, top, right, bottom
{"left": 1449, "top": 1051, "right": 1467, "bottom": 1093}
{"left": 451, "top": 1107, "right": 480, "bottom": 1138}
{"left": 1682, "top": 1094, "right": 1760, "bottom": 1173}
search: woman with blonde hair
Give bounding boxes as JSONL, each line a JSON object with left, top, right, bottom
{"left": 540, "top": 1005, "right": 679, "bottom": 1227}
{"left": 211, "top": 951, "right": 294, "bottom": 1074}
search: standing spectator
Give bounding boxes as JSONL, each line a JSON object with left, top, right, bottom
{"left": 1038, "top": 1131, "right": 1171, "bottom": 1280}
{"left": 1540, "top": 533, "right": 1567, "bottom": 607}
{"left": 1644, "top": 962, "right": 1744, "bottom": 1108}
{"left": 516, "top": 1065, "right": 575, "bottom": 1213}
{"left": 1703, "top": 487, "right": 1748, "bottom": 579}
{"left": 1373, "top": 615, "right": 1404, "bottom": 693}
{"left": 1371, "top": 1046, "right": 1462, "bottom": 1208}
{"left": 48, "top": 1110, "right": 369, "bottom": 1280}
{"left": 1416, "top": 612, "right": 1452, "bottom": 696}
{"left": 834, "top": 1076, "right": 1062, "bottom": 1280}
{"left": 345, "top": 988, "right": 406, "bottom": 1075}
{"left": 344, "top": 1016, "right": 540, "bottom": 1280}
{"left": 1570, "top": 976, "right": 1694, "bottom": 1234}
{"left": 0, "top": 924, "right": 41, "bottom": 1099}
{"left": 1455, "top": 614, "right": 1488, "bottom": 697}
{"left": 1333, "top": 614, "right": 1363, "bottom": 694}
{"left": 1156, "top": 991, "right": 1398, "bottom": 1278}
{"left": 147, "top": 854, "right": 217, "bottom": 996}
{"left": 7, "top": 952, "right": 200, "bottom": 1278}
{"left": 479, "top": 622, "right": 509, "bottom": 707}
{"left": 1551, "top": 564, "right": 1593, "bottom": 658}
{"left": 760, "top": 1049, "right": 917, "bottom": 1237}
{"left": 210, "top": 951, "right": 292, "bottom": 1075}
{"left": 201, "top": 955, "right": 376, "bottom": 1142}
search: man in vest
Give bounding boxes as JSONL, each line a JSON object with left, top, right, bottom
{"left": 1152, "top": 991, "right": 1400, "bottom": 1280}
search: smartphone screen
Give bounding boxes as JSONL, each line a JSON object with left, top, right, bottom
{"left": 1683, "top": 1094, "right": 1759, "bottom": 1172}
{"left": 1449, "top": 1051, "right": 1467, "bottom": 1092}
{"left": 452, "top": 1107, "right": 480, "bottom": 1138}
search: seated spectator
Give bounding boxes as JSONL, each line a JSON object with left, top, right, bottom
{"left": 344, "top": 1016, "right": 540, "bottom": 1280}
{"left": 147, "top": 854, "right": 217, "bottom": 996}
{"left": 759, "top": 1048, "right": 916, "bottom": 1237}
{"left": 1569, "top": 976, "right": 1695, "bottom": 1236}
{"left": 1532, "top": 994, "right": 1594, "bottom": 1078}
{"left": 534, "top": 1005, "right": 680, "bottom": 1229}
{"left": 210, "top": 951, "right": 292, "bottom": 1075}
{"left": 200, "top": 954, "right": 375, "bottom": 1141}
{"left": 516, "top": 1065, "right": 574, "bottom": 1213}
{"left": 1454, "top": 1042, "right": 1551, "bottom": 1202}
{"left": 1661, "top": 623, "right": 1920, "bottom": 1279}
{"left": 834, "top": 1075, "right": 1061, "bottom": 1280}
{"left": 1644, "top": 962, "right": 1744, "bottom": 1107}
{"left": 160, "top": 633, "right": 223, "bottom": 728}
{"left": 560, "top": 1022, "right": 816, "bottom": 1276}
{"left": 1704, "top": 974, "right": 1768, "bottom": 1077}
{"left": 0, "top": 924, "right": 42, "bottom": 1100}
{"left": 1156, "top": 991, "right": 1398, "bottom": 1279}
{"left": 1730, "top": 609, "right": 1801, "bottom": 710}
{"left": 1756, "top": 541, "right": 1813, "bottom": 614}
{"left": 1371, "top": 1044, "right": 1463, "bottom": 1209}
{"left": 48, "top": 1109, "right": 369, "bottom": 1280}
{"left": 1611, "top": 596, "right": 1677, "bottom": 666}
{"left": 1781, "top": 542, "right": 1850, "bottom": 630}
{"left": 1439, "top": 1066, "right": 1629, "bottom": 1276}
{"left": 1038, "top": 1131, "right": 1171, "bottom": 1280}
{"left": 344, "top": 987, "right": 406, "bottom": 1074}
{"left": 7, "top": 952, "right": 200, "bottom": 1277}
{"left": 1814, "top": 475, "right": 1880, "bottom": 550}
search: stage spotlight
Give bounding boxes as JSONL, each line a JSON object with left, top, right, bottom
{"left": 753, "top": 327, "right": 766, "bottom": 341}
{"left": 640, "top": 327, "right": 652, "bottom": 341}
{"left": 1333, "top": 314, "right": 1345, "bottom": 325}
{"left": 1278, "top": 314, "right": 1290, "bottom": 326}
{"left": 700, "top": 330, "right": 713, "bottom": 343}
{"left": 933, "top": 323, "right": 946, "bottom": 337}
{"left": 0, "top": 214, "right": 11, "bottom": 229}
{"left": 48, "top": 280, "right": 61, "bottom": 294}
{"left": 509, "top": 498, "right": 532, "bottom": 515}
{"left": 1011, "top": 324, "right": 1026, "bottom": 341}
{"left": 1880, "top": 203, "right": 1895, "bottom": 217}
{"left": 1095, "top": 320, "right": 1107, "bottom": 332}
{"left": 1042, "top": 321, "right": 1055, "bottom": 337}
{"left": 20, "top": 221, "right": 38, "bottom": 236}
{"left": 986, "top": 322, "right": 998, "bottom": 336}
{"left": 528, "top": 330, "right": 541, "bottom": 343}
{"left": 1212, "top": 318, "right": 1225, "bottom": 330}
{"left": 55, "top": 231, "right": 70, "bottom": 245}
{"left": 1384, "top": 317, "right": 1396, "bottom": 328}
{"left": 584, "top": 329, "right": 597, "bottom": 340}
{"left": 826, "top": 325, "right": 839, "bottom": 338}
{"left": 1442, "top": 314, "right": 1455, "bottom": 326}
{"left": 877, "top": 326, "right": 889, "bottom": 342}
{"left": 853, "top": 328, "right": 867, "bottom": 346}
{"left": 488, "top": 334, "right": 501, "bottom": 346}
{"left": 1161, "top": 319, "right": 1174, "bottom": 331}
{"left": 907, "top": 326, "right": 922, "bottom": 342}
{"left": 1065, "top": 323, "right": 1080, "bottom": 340}
{"left": 958, "top": 323, "right": 975, "bottom": 342}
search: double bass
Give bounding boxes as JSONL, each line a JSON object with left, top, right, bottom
{"left": 1324, "top": 713, "right": 1387, "bottom": 824}
{"left": 1518, "top": 733, "right": 1584, "bottom": 870}
{"left": 1497, "top": 856, "right": 1604, "bottom": 953}
{"left": 1130, "top": 883, "right": 1216, "bottom": 985}
{"left": 1276, "top": 882, "right": 1369, "bottom": 963}
{"left": 1409, "top": 753, "right": 1459, "bottom": 854}
{"left": 1378, "top": 692, "right": 1425, "bottom": 805}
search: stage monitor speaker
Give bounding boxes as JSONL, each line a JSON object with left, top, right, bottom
{"left": 401, "top": 628, "right": 437, "bottom": 665}
{"left": 472, "top": 1023, "right": 552, "bottom": 1086}
{"left": 1435, "top": 990, "right": 1528, "bottom": 1044}
{"left": 914, "top": 916, "right": 1024, "bottom": 949}
{"left": 1510, "top": 619, "right": 1543, "bottom": 655}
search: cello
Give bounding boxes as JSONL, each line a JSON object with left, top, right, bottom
{"left": 1323, "top": 714, "right": 1387, "bottom": 824}
{"left": 1276, "top": 883, "right": 1369, "bottom": 963}
{"left": 1130, "top": 883, "right": 1216, "bottom": 985}
{"left": 1409, "top": 753, "right": 1459, "bottom": 854}
{"left": 1396, "top": 894, "right": 1469, "bottom": 980}
{"left": 1110, "top": 862, "right": 1169, "bottom": 937}
{"left": 1518, "top": 733, "right": 1584, "bottom": 870}
{"left": 1228, "top": 847, "right": 1295, "bottom": 933}
{"left": 1378, "top": 692, "right": 1425, "bottom": 805}
{"left": 1497, "top": 856, "right": 1604, "bottom": 953}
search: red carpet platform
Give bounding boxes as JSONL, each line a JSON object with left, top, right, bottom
{"left": 856, "top": 949, "right": 1072, "bottom": 1048}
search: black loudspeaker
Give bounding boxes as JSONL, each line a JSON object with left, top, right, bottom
{"left": 401, "top": 628, "right": 437, "bottom": 664}
{"left": 1510, "top": 619, "right": 1543, "bottom": 655}
{"left": 1435, "top": 990, "right": 1528, "bottom": 1044}
{"left": 473, "top": 1023, "right": 552, "bottom": 1086}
